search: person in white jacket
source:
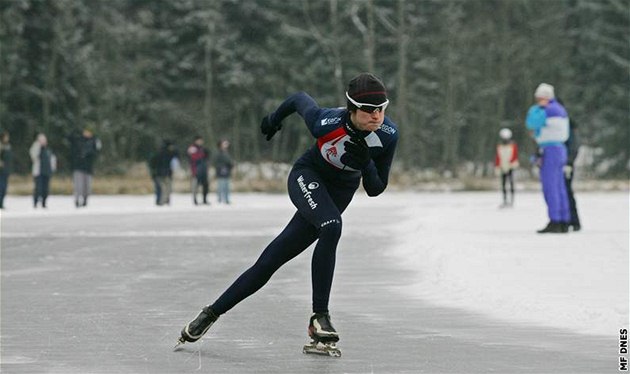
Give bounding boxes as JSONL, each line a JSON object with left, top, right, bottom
{"left": 495, "top": 128, "right": 519, "bottom": 208}
{"left": 30, "top": 133, "right": 56, "bottom": 208}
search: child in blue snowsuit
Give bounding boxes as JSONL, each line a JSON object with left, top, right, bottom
{"left": 526, "top": 83, "right": 570, "bottom": 233}
{"left": 177, "top": 73, "right": 399, "bottom": 348}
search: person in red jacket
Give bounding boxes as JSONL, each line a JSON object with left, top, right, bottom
{"left": 495, "top": 128, "right": 519, "bottom": 207}
{"left": 187, "top": 136, "right": 210, "bottom": 205}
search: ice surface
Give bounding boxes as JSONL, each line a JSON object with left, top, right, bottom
{"left": 1, "top": 191, "right": 627, "bottom": 373}
{"left": 381, "top": 191, "right": 629, "bottom": 336}
{"left": 2, "top": 191, "right": 626, "bottom": 337}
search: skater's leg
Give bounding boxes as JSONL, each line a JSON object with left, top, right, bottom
{"left": 210, "top": 213, "right": 318, "bottom": 315}
{"left": 211, "top": 166, "right": 357, "bottom": 316}
{"left": 310, "top": 220, "right": 341, "bottom": 312}
{"left": 178, "top": 213, "right": 318, "bottom": 346}
{"left": 287, "top": 168, "right": 357, "bottom": 313}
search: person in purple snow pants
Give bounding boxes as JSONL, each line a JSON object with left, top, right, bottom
{"left": 525, "top": 83, "right": 570, "bottom": 234}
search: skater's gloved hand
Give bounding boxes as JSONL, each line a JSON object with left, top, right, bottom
{"left": 260, "top": 114, "right": 282, "bottom": 141}
{"left": 563, "top": 164, "right": 573, "bottom": 178}
{"left": 342, "top": 135, "right": 370, "bottom": 170}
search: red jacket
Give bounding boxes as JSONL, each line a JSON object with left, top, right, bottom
{"left": 495, "top": 142, "right": 519, "bottom": 172}
{"left": 187, "top": 144, "right": 209, "bottom": 177}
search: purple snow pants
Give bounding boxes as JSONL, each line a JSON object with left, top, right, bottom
{"left": 540, "top": 145, "right": 570, "bottom": 223}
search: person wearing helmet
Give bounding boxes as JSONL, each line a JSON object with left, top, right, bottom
{"left": 495, "top": 128, "right": 519, "bottom": 207}
{"left": 176, "top": 73, "right": 398, "bottom": 355}
{"left": 525, "top": 83, "right": 570, "bottom": 234}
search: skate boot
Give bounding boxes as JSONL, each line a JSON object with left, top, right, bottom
{"left": 303, "top": 312, "right": 341, "bottom": 357}
{"left": 174, "top": 305, "right": 219, "bottom": 350}
{"left": 537, "top": 222, "right": 568, "bottom": 234}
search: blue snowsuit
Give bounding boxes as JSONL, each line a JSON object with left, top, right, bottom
{"left": 526, "top": 100, "right": 570, "bottom": 223}
{"left": 211, "top": 92, "right": 399, "bottom": 314}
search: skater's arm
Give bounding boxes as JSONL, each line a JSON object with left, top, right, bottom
{"left": 360, "top": 135, "right": 398, "bottom": 197}
{"left": 261, "top": 92, "right": 324, "bottom": 139}
{"left": 270, "top": 92, "right": 320, "bottom": 124}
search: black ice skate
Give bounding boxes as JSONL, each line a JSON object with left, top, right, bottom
{"left": 302, "top": 312, "right": 341, "bottom": 357}
{"left": 174, "top": 305, "right": 219, "bottom": 350}
{"left": 537, "top": 222, "right": 568, "bottom": 234}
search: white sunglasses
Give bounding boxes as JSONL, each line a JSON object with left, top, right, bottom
{"left": 345, "top": 92, "right": 389, "bottom": 113}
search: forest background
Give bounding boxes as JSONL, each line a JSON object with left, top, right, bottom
{"left": 1, "top": 0, "right": 628, "bottom": 193}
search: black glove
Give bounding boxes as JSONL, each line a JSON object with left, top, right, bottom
{"left": 260, "top": 114, "right": 282, "bottom": 141}
{"left": 342, "top": 135, "right": 370, "bottom": 170}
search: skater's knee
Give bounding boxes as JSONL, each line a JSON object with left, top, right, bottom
{"left": 318, "top": 218, "right": 342, "bottom": 240}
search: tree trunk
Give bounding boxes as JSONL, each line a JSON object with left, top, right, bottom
{"left": 366, "top": 0, "right": 375, "bottom": 72}
{"left": 204, "top": 22, "right": 216, "bottom": 144}
{"left": 396, "top": 0, "right": 410, "bottom": 168}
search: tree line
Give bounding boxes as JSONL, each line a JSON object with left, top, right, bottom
{"left": 1, "top": 0, "right": 628, "bottom": 177}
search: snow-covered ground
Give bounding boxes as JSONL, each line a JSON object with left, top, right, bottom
{"left": 1, "top": 190, "right": 628, "bottom": 338}
{"left": 381, "top": 191, "right": 629, "bottom": 337}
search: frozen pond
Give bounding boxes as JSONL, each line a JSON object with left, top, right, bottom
{"left": 1, "top": 191, "right": 627, "bottom": 373}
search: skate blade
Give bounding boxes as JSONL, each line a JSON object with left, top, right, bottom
{"left": 173, "top": 337, "right": 186, "bottom": 351}
{"left": 302, "top": 342, "right": 341, "bottom": 357}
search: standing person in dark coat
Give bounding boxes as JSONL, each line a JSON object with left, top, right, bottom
{"left": 30, "top": 133, "right": 56, "bottom": 208}
{"left": 214, "top": 139, "right": 234, "bottom": 204}
{"left": 0, "top": 130, "right": 13, "bottom": 209}
{"left": 563, "top": 118, "right": 581, "bottom": 231}
{"left": 150, "top": 140, "right": 179, "bottom": 206}
{"left": 554, "top": 97, "right": 582, "bottom": 232}
{"left": 187, "top": 136, "right": 210, "bottom": 205}
{"left": 148, "top": 145, "right": 162, "bottom": 206}
{"left": 69, "top": 128, "right": 102, "bottom": 208}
